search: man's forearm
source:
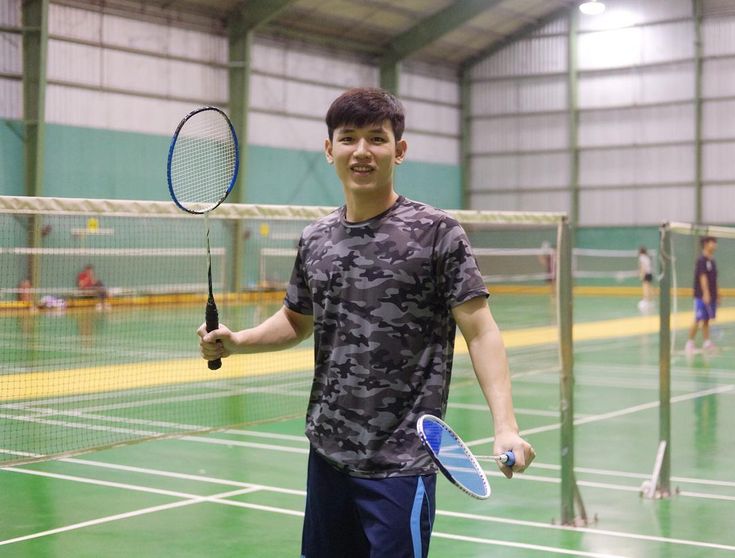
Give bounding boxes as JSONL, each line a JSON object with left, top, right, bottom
{"left": 235, "top": 307, "right": 312, "bottom": 354}
{"left": 467, "top": 328, "right": 519, "bottom": 435}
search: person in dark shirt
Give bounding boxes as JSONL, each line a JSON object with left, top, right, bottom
{"left": 198, "top": 88, "right": 535, "bottom": 557}
{"left": 686, "top": 236, "right": 718, "bottom": 353}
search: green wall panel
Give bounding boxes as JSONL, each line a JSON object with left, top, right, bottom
{"left": 0, "top": 119, "right": 25, "bottom": 196}
{"left": 43, "top": 124, "right": 171, "bottom": 200}
{"left": 0, "top": 123, "right": 461, "bottom": 209}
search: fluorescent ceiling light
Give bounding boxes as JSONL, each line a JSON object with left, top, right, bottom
{"left": 579, "top": 0, "right": 606, "bottom": 15}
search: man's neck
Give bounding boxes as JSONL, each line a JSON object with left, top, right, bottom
{"left": 344, "top": 191, "right": 399, "bottom": 223}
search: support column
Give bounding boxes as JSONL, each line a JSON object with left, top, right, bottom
{"left": 22, "top": 0, "right": 49, "bottom": 300}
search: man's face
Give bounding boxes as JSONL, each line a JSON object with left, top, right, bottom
{"left": 325, "top": 119, "right": 407, "bottom": 197}
{"left": 704, "top": 239, "right": 717, "bottom": 257}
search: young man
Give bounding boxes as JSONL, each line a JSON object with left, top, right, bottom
{"left": 686, "top": 236, "right": 718, "bottom": 354}
{"left": 638, "top": 246, "right": 653, "bottom": 312}
{"left": 198, "top": 88, "right": 535, "bottom": 558}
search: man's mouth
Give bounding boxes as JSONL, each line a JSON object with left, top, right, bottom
{"left": 350, "top": 165, "right": 374, "bottom": 174}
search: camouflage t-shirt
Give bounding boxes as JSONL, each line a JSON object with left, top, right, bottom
{"left": 285, "top": 196, "right": 489, "bottom": 478}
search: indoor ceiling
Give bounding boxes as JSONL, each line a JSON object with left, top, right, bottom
{"left": 56, "top": 0, "right": 578, "bottom": 71}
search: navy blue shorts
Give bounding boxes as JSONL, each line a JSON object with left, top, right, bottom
{"left": 694, "top": 298, "right": 717, "bottom": 321}
{"left": 301, "top": 448, "right": 436, "bottom": 558}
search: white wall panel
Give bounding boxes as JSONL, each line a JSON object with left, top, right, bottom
{"left": 50, "top": 5, "right": 227, "bottom": 63}
{"left": 580, "top": 145, "right": 694, "bottom": 186}
{"left": 0, "top": 0, "right": 20, "bottom": 26}
{"left": 702, "top": 99, "right": 735, "bottom": 140}
{"left": 45, "top": 84, "right": 197, "bottom": 134}
{"left": 49, "top": 4, "right": 102, "bottom": 43}
{"left": 578, "top": 0, "right": 692, "bottom": 30}
{"left": 471, "top": 36, "right": 567, "bottom": 79}
{"left": 702, "top": 57, "right": 735, "bottom": 98}
{"left": 400, "top": 72, "right": 459, "bottom": 105}
{"left": 471, "top": 153, "right": 570, "bottom": 189}
{"left": 0, "top": 32, "right": 21, "bottom": 75}
{"left": 471, "top": 76, "right": 567, "bottom": 115}
{"left": 578, "top": 62, "right": 694, "bottom": 108}
{"left": 702, "top": 142, "right": 735, "bottom": 181}
{"left": 701, "top": 16, "right": 735, "bottom": 57}
{"left": 472, "top": 114, "right": 568, "bottom": 153}
{"left": 578, "top": 21, "right": 693, "bottom": 71}
{"left": 579, "top": 187, "right": 694, "bottom": 225}
{"left": 403, "top": 99, "right": 459, "bottom": 136}
{"left": 0, "top": 78, "right": 21, "bottom": 119}
{"left": 250, "top": 74, "right": 342, "bottom": 117}
{"left": 703, "top": 185, "right": 735, "bottom": 222}
{"left": 251, "top": 41, "right": 377, "bottom": 89}
{"left": 402, "top": 132, "right": 458, "bottom": 165}
{"left": 246, "top": 112, "right": 325, "bottom": 152}
{"left": 469, "top": 191, "right": 570, "bottom": 212}
{"left": 47, "top": 40, "right": 102, "bottom": 86}
{"left": 579, "top": 104, "right": 694, "bottom": 147}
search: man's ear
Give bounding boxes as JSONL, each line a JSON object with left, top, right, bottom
{"left": 324, "top": 138, "right": 334, "bottom": 164}
{"left": 395, "top": 138, "right": 408, "bottom": 165}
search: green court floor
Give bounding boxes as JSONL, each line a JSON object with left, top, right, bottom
{"left": 1, "top": 294, "right": 734, "bottom": 557}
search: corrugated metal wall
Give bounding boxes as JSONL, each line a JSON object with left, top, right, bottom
{"left": 2, "top": 2, "right": 459, "bottom": 168}
{"left": 0, "top": 0, "right": 22, "bottom": 120}
{"left": 469, "top": 17, "right": 571, "bottom": 213}
{"left": 469, "top": 0, "right": 735, "bottom": 225}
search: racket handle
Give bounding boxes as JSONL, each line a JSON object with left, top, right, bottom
{"left": 205, "top": 299, "right": 221, "bottom": 371}
{"left": 502, "top": 451, "right": 516, "bottom": 467}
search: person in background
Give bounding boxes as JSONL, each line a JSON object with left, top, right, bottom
{"left": 686, "top": 236, "right": 719, "bottom": 354}
{"left": 198, "top": 87, "right": 535, "bottom": 558}
{"left": 17, "top": 278, "right": 33, "bottom": 304}
{"left": 77, "top": 264, "right": 109, "bottom": 310}
{"left": 637, "top": 246, "right": 654, "bottom": 312}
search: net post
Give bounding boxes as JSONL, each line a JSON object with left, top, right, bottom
{"left": 557, "top": 216, "right": 586, "bottom": 525}
{"left": 656, "top": 222, "right": 673, "bottom": 498}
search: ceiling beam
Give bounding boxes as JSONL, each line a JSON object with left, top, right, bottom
{"left": 380, "top": 0, "right": 504, "bottom": 67}
{"left": 235, "top": 0, "right": 298, "bottom": 30}
{"left": 461, "top": 6, "right": 571, "bottom": 72}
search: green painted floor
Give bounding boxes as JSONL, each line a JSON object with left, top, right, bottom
{"left": 1, "top": 294, "right": 734, "bottom": 557}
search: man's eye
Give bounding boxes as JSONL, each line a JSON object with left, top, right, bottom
{"left": 372, "top": 137, "right": 386, "bottom": 143}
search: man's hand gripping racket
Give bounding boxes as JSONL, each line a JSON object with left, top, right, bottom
{"left": 167, "top": 106, "right": 239, "bottom": 370}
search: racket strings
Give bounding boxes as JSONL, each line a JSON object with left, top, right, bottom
{"left": 170, "top": 111, "right": 237, "bottom": 211}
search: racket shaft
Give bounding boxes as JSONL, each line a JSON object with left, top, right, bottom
{"left": 206, "top": 299, "right": 221, "bottom": 370}
{"left": 478, "top": 451, "right": 516, "bottom": 467}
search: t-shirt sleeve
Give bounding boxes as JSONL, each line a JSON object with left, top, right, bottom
{"left": 434, "top": 217, "right": 489, "bottom": 307}
{"left": 284, "top": 237, "right": 313, "bottom": 315}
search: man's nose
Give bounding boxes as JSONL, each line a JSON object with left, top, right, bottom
{"left": 354, "top": 138, "right": 370, "bottom": 158}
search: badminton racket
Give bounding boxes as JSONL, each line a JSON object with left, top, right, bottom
{"left": 417, "top": 414, "right": 515, "bottom": 500}
{"left": 167, "top": 106, "right": 239, "bottom": 370}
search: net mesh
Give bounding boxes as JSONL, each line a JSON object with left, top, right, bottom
{"left": 0, "top": 196, "right": 565, "bottom": 466}
{"left": 168, "top": 108, "right": 237, "bottom": 212}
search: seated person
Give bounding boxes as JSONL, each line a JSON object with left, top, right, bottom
{"left": 77, "top": 264, "right": 109, "bottom": 308}
{"left": 17, "top": 278, "right": 32, "bottom": 303}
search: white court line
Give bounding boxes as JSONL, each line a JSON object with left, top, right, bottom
{"left": 436, "top": 510, "right": 735, "bottom": 553}
{"left": 3, "top": 463, "right": 734, "bottom": 554}
{"left": 0, "top": 481, "right": 266, "bottom": 547}
{"left": 466, "top": 384, "right": 735, "bottom": 447}
{"left": 431, "top": 532, "right": 626, "bottom": 558}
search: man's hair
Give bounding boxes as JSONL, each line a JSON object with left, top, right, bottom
{"left": 700, "top": 236, "right": 717, "bottom": 247}
{"left": 326, "top": 88, "right": 405, "bottom": 141}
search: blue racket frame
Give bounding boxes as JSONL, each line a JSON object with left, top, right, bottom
{"left": 166, "top": 106, "right": 240, "bottom": 215}
{"left": 417, "top": 414, "right": 492, "bottom": 500}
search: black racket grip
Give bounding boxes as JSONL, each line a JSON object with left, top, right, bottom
{"left": 205, "top": 299, "right": 221, "bottom": 370}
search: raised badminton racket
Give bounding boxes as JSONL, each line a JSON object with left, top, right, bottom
{"left": 167, "top": 106, "right": 239, "bottom": 370}
{"left": 417, "top": 414, "right": 515, "bottom": 500}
